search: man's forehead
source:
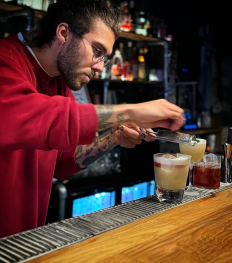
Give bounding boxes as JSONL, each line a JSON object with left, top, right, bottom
{"left": 88, "top": 20, "right": 115, "bottom": 53}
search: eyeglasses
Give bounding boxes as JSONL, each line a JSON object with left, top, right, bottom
{"left": 74, "top": 31, "right": 110, "bottom": 67}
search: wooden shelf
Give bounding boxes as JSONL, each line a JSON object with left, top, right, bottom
{"left": 91, "top": 78, "right": 163, "bottom": 85}
{"left": 119, "top": 31, "right": 163, "bottom": 42}
{"left": 0, "top": 1, "right": 46, "bottom": 20}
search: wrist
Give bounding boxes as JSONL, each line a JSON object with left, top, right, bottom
{"left": 113, "top": 104, "right": 135, "bottom": 124}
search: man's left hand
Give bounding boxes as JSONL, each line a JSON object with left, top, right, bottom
{"left": 114, "top": 122, "right": 155, "bottom": 148}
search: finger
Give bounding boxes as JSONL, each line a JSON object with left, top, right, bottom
{"left": 114, "top": 131, "right": 140, "bottom": 148}
{"left": 118, "top": 125, "right": 143, "bottom": 140}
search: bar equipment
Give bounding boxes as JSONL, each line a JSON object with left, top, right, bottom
{"left": 132, "top": 129, "right": 200, "bottom": 146}
{"left": 221, "top": 127, "right": 232, "bottom": 183}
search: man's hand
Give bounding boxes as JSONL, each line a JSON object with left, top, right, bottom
{"left": 114, "top": 122, "right": 155, "bottom": 148}
{"left": 95, "top": 99, "right": 185, "bottom": 132}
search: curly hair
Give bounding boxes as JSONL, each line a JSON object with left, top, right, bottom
{"left": 24, "top": 0, "right": 121, "bottom": 48}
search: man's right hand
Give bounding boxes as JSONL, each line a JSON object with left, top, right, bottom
{"left": 95, "top": 99, "right": 185, "bottom": 132}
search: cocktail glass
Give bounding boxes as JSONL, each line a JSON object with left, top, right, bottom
{"left": 179, "top": 138, "right": 206, "bottom": 196}
{"left": 153, "top": 153, "right": 191, "bottom": 203}
{"left": 193, "top": 153, "right": 221, "bottom": 189}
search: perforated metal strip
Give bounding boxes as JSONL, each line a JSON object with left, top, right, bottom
{"left": 0, "top": 183, "right": 231, "bottom": 263}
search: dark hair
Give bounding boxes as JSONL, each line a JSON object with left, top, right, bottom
{"left": 25, "top": 0, "right": 121, "bottom": 48}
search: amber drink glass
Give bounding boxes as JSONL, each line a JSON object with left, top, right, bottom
{"left": 193, "top": 154, "right": 221, "bottom": 189}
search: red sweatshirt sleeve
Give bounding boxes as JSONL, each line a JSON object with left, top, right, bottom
{"left": 0, "top": 49, "right": 97, "bottom": 153}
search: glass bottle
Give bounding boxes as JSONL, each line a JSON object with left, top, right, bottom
{"left": 111, "top": 49, "right": 123, "bottom": 80}
{"left": 120, "top": 1, "right": 132, "bottom": 32}
{"left": 131, "top": 47, "right": 139, "bottom": 81}
{"left": 138, "top": 48, "right": 146, "bottom": 81}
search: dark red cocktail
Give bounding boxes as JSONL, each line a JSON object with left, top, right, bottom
{"left": 193, "top": 163, "right": 221, "bottom": 189}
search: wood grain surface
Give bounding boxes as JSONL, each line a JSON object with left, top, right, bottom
{"left": 28, "top": 189, "right": 232, "bottom": 263}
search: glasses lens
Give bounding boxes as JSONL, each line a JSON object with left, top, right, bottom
{"left": 94, "top": 50, "right": 104, "bottom": 59}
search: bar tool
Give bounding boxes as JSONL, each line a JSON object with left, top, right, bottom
{"left": 130, "top": 128, "right": 199, "bottom": 146}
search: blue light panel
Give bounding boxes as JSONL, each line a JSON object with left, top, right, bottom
{"left": 121, "top": 180, "right": 155, "bottom": 203}
{"left": 72, "top": 191, "right": 115, "bottom": 217}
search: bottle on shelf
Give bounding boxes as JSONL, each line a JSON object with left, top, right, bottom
{"left": 122, "top": 41, "right": 133, "bottom": 81}
{"left": 120, "top": 1, "right": 132, "bottom": 32}
{"left": 129, "top": 0, "right": 136, "bottom": 33}
{"left": 131, "top": 47, "right": 139, "bottom": 81}
{"left": 143, "top": 45, "right": 150, "bottom": 81}
{"left": 138, "top": 48, "right": 146, "bottom": 81}
{"left": 135, "top": 11, "right": 147, "bottom": 36}
{"left": 119, "top": 42, "right": 126, "bottom": 62}
{"left": 111, "top": 49, "right": 123, "bottom": 80}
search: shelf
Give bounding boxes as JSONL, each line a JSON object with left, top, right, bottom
{"left": 119, "top": 31, "right": 163, "bottom": 42}
{"left": 0, "top": 1, "right": 46, "bottom": 20}
{"left": 91, "top": 78, "right": 163, "bottom": 85}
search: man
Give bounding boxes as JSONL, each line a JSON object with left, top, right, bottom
{"left": 0, "top": 0, "right": 184, "bottom": 238}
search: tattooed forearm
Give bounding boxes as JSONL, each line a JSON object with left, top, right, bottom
{"left": 85, "top": 147, "right": 93, "bottom": 156}
{"left": 75, "top": 145, "right": 83, "bottom": 158}
{"left": 117, "top": 113, "right": 124, "bottom": 122}
{"left": 82, "top": 142, "right": 117, "bottom": 167}
{"left": 95, "top": 105, "right": 114, "bottom": 130}
{"left": 94, "top": 134, "right": 110, "bottom": 147}
{"left": 75, "top": 128, "right": 118, "bottom": 168}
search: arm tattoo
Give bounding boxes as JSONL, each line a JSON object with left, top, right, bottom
{"left": 85, "top": 147, "right": 93, "bottom": 156}
{"left": 117, "top": 113, "right": 124, "bottom": 122}
{"left": 94, "top": 134, "right": 110, "bottom": 147}
{"left": 96, "top": 105, "right": 114, "bottom": 130}
{"left": 82, "top": 142, "right": 117, "bottom": 167}
{"left": 75, "top": 145, "right": 82, "bottom": 158}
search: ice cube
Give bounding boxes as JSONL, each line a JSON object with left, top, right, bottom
{"left": 162, "top": 153, "right": 178, "bottom": 159}
{"left": 202, "top": 153, "right": 218, "bottom": 163}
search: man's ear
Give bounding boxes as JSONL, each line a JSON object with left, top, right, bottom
{"left": 56, "top": 22, "right": 70, "bottom": 45}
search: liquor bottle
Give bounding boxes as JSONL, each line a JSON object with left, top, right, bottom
{"left": 143, "top": 45, "right": 150, "bottom": 81}
{"left": 135, "top": 11, "right": 147, "bottom": 36}
{"left": 122, "top": 42, "right": 133, "bottom": 81}
{"left": 138, "top": 48, "right": 146, "bottom": 81}
{"left": 130, "top": 47, "right": 139, "bottom": 81}
{"left": 129, "top": 0, "right": 136, "bottom": 33}
{"left": 120, "top": 1, "right": 132, "bottom": 32}
{"left": 119, "top": 43, "right": 126, "bottom": 62}
{"left": 111, "top": 49, "right": 123, "bottom": 79}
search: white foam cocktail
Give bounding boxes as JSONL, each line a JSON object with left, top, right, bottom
{"left": 179, "top": 139, "right": 206, "bottom": 164}
{"left": 154, "top": 153, "right": 191, "bottom": 203}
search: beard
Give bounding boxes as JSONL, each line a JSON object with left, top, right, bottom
{"left": 57, "top": 38, "right": 85, "bottom": 91}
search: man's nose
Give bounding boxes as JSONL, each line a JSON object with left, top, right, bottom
{"left": 92, "top": 60, "right": 104, "bottom": 73}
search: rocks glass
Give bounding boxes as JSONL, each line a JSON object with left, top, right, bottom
{"left": 154, "top": 153, "right": 191, "bottom": 203}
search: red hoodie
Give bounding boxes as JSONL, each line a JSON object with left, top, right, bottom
{"left": 0, "top": 35, "right": 98, "bottom": 238}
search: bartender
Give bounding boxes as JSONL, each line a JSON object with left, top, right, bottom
{"left": 0, "top": 0, "right": 185, "bottom": 238}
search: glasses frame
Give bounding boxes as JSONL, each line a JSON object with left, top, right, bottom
{"left": 74, "top": 31, "right": 110, "bottom": 67}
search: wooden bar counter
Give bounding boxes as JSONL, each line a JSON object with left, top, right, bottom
{"left": 28, "top": 188, "right": 232, "bottom": 263}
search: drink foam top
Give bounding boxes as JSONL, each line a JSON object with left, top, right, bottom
{"left": 154, "top": 153, "right": 191, "bottom": 165}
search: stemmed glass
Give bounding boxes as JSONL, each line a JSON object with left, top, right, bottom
{"left": 179, "top": 139, "right": 206, "bottom": 196}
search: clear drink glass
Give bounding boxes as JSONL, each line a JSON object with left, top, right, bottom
{"left": 153, "top": 153, "right": 191, "bottom": 203}
{"left": 193, "top": 153, "right": 221, "bottom": 189}
{"left": 179, "top": 138, "right": 206, "bottom": 196}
